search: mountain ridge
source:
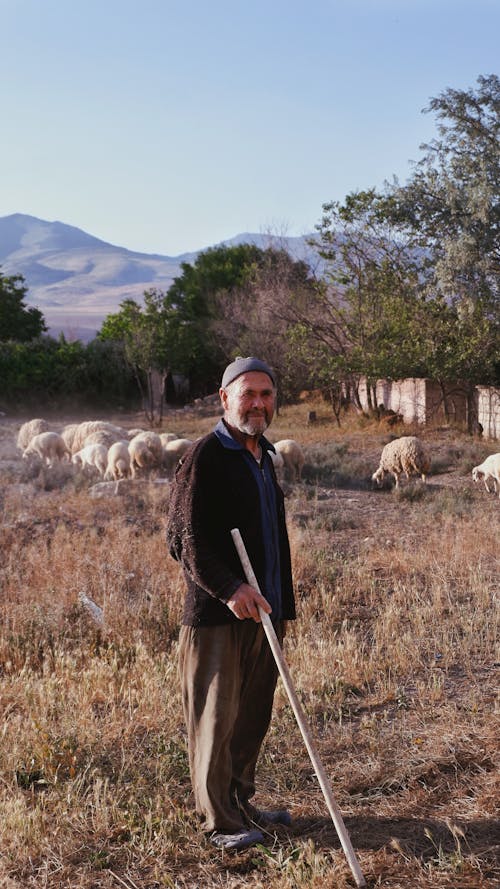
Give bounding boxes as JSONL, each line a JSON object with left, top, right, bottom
{"left": 0, "top": 214, "right": 317, "bottom": 341}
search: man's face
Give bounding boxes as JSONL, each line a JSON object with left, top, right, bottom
{"left": 220, "top": 371, "right": 275, "bottom": 436}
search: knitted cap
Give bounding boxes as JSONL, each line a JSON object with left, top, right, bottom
{"left": 221, "top": 356, "right": 275, "bottom": 389}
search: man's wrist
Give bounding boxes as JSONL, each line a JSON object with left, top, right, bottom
{"left": 220, "top": 579, "right": 243, "bottom": 604}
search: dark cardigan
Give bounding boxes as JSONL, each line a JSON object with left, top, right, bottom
{"left": 166, "top": 430, "right": 296, "bottom": 626}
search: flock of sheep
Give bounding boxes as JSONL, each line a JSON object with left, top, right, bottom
{"left": 15, "top": 419, "right": 500, "bottom": 496}
{"left": 16, "top": 419, "right": 310, "bottom": 486}
{"left": 17, "top": 418, "right": 194, "bottom": 481}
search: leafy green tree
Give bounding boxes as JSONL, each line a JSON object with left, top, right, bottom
{"left": 83, "top": 338, "right": 136, "bottom": 404}
{"left": 381, "top": 74, "right": 500, "bottom": 421}
{"left": 308, "top": 76, "right": 500, "bottom": 423}
{"left": 98, "top": 244, "right": 275, "bottom": 417}
{"left": 388, "top": 74, "right": 500, "bottom": 307}
{"left": 304, "top": 192, "right": 432, "bottom": 413}
{"left": 211, "top": 246, "right": 321, "bottom": 404}
{"left": 0, "top": 269, "right": 47, "bottom": 341}
{"left": 99, "top": 294, "right": 172, "bottom": 423}
{"left": 167, "top": 243, "right": 266, "bottom": 393}
{"left": 98, "top": 298, "right": 143, "bottom": 342}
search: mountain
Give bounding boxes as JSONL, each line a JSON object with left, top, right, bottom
{"left": 0, "top": 214, "right": 318, "bottom": 341}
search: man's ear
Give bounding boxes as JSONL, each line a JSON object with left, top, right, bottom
{"left": 219, "top": 387, "right": 228, "bottom": 410}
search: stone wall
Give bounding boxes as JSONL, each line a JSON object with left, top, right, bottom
{"left": 358, "top": 377, "right": 499, "bottom": 439}
{"left": 477, "top": 387, "right": 500, "bottom": 441}
{"left": 358, "top": 377, "right": 468, "bottom": 425}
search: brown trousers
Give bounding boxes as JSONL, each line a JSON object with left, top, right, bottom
{"left": 178, "top": 621, "right": 282, "bottom": 833}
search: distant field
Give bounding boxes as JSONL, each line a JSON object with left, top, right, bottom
{"left": 0, "top": 403, "right": 498, "bottom": 888}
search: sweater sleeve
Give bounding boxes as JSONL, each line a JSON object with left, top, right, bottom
{"left": 166, "top": 440, "right": 244, "bottom": 602}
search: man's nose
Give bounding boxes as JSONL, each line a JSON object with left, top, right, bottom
{"left": 250, "top": 395, "right": 265, "bottom": 408}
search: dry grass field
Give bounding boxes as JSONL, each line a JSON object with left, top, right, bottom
{"left": 0, "top": 399, "right": 498, "bottom": 888}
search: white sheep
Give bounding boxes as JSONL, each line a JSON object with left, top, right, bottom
{"left": 472, "top": 453, "right": 500, "bottom": 497}
{"left": 269, "top": 448, "right": 285, "bottom": 478}
{"left": 104, "top": 440, "right": 132, "bottom": 480}
{"left": 273, "top": 439, "right": 305, "bottom": 482}
{"left": 163, "top": 438, "right": 194, "bottom": 475}
{"left": 17, "top": 418, "right": 51, "bottom": 450}
{"left": 129, "top": 430, "right": 163, "bottom": 466}
{"left": 82, "top": 429, "right": 127, "bottom": 450}
{"left": 61, "top": 423, "right": 80, "bottom": 453}
{"left": 159, "top": 432, "right": 179, "bottom": 446}
{"left": 22, "top": 431, "right": 71, "bottom": 466}
{"left": 72, "top": 443, "right": 108, "bottom": 476}
{"left": 128, "top": 437, "right": 156, "bottom": 477}
{"left": 69, "top": 421, "right": 130, "bottom": 454}
{"left": 372, "top": 436, "right": 431, "bottom": 488}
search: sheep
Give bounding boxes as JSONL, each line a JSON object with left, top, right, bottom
{"left": 82, "top": 429, "right": 127, "bottom": 450}
{"left": 22, "top": 431, "right": 71, "bottom": 466}
{"left": 372, "top": 436, "right": 431, "bottom": 488}
{"left": 269, "top": 448, "right": 285, "bottom": 478}
{"left": 104, "top": 440, "right": 132, "bottom": 481}
{"left": 273, "top": 439, "right": 305, "bottom": 482}
{"left": 159, "top": 432, "right": 179, "bottom": 446}
{"left": 128, "top": 437, "right": 156, "bottom": 477}
{"left": 69, "top": 421, "right": 130, "bottom": 455}
{"left": 17, "top": 418, "right": 50, "bottom": 450}
{"left": 61, "top": 423, "right": 80, "bottom": 453}
{"left": 71, "top": 443, "right": 108, "bottom": 476}
{"left": 129, "top": 430, "right": 163, "bottom": 466}
{"left": 163, "top": 438, "right": 194, "bottom": 475}
{"left": 472, "top": 453, "right": 500, "bottom": 497}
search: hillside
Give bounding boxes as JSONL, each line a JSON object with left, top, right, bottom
{"left": 0, "top": 214, "right": 317, "bottom": 341}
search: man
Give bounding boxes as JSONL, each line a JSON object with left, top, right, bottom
{"left": 166, "top": 356, "right": 296, "bottom": 851}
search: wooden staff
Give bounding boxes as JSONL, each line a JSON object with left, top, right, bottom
{"left": 231, "top": 528, "right": 366, "bottom": 888}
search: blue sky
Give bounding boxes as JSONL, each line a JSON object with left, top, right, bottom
{"left": 1, "top": 0, "right": 498, "bottom": 256}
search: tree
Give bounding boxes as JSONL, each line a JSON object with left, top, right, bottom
{"left": 98, "top": 244, "right": 269, "bottom": 420}
{"left": 299, "top": 191, "right": 432, "bottom": 414}
{"left": 388, "top": 74, "right": 500, "bottom": 307}
{"left": 211, "top": 246, "right": 320, "bottom": 403}
{"left": 305, "top": 76, "right": 500, "bottom": 424}
{"left": 167, "top": 243, "right": 267, "bottom": 394}
{"left": 382, "top": 74, "right": 500, "bottom": 421}
{"left": 0, "top": 269, "right": 47, "bottom": 341}
{"left": 99, "top": 293, "right": 179, "bottom": 424}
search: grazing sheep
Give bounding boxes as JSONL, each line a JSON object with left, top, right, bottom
{"left": 159, "top": 432, "right": 179, "bottom": 446}
{"left": 104, "top": 440, "right": 132, "bottom": 480}
{"left": 269, "top": 449, "right": 285, "bottom": 478}
{"left": 472, "top": 453, "right": 500, "bottom": 496}
{"left": 82, "top": 429, "right": 127, "bottom": 450}
{"left": 17, "top": 418, "right": 51, "bottom": 450}
{"left": 72, "top": 443, "right": 108, "bottom": 476}
{"left": 128, "top": 437, "right": 155, "bottom": 477}
{"left": 61, "top": 423, "right": 80, "bottom": 453}
{"left": 127, "top": 428, "right": 145, "bottom": 439}
{"left": 372, "top": 436, "right": 431, "bottom": 488}
{"left": 23, "top": 431, "right": 71, "bottom": 465}
{"left": 129, "top": 430, "right": 163, "bottom": 466}
{"left": 69, "top": 421, "right": 129, "bottom": 455}
{"left": 273, "top": 439, "right": 305, "bottom": 482}
{"left": 163, "top": 438, "right": 194, "bottom": 475}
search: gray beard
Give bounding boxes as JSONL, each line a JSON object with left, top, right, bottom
{"left": 227, "top": 411, "right": 269, "bottom": 437}
{"left": 239, "top": 419, "right": 268, "bottom": 436}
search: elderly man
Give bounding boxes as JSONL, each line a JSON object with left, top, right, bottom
{"left": 166, "top": 356, "right": 296, "bottom": 851}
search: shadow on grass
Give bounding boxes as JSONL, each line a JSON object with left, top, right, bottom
{"left": 294, "top": 814, "right": 499, "bottom": 863}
